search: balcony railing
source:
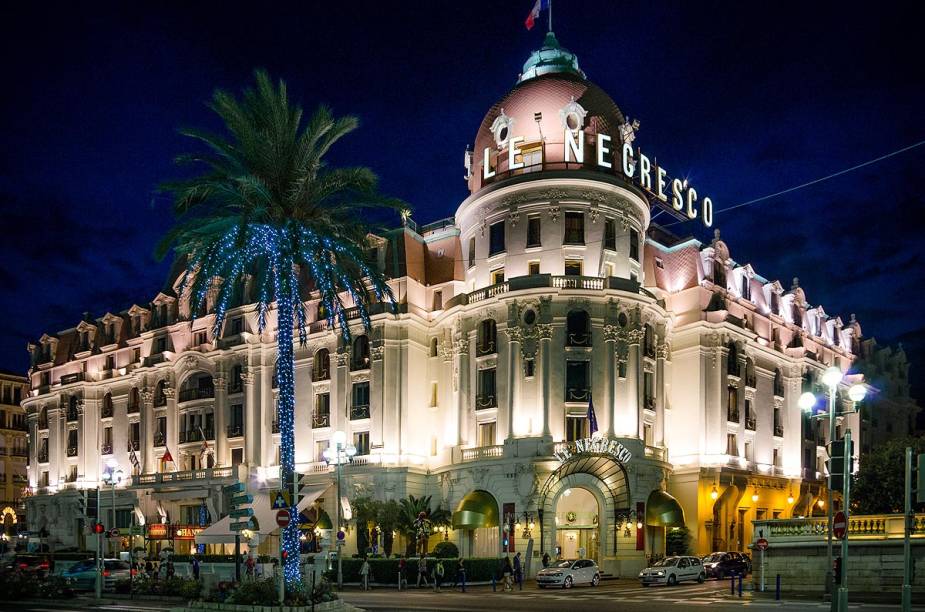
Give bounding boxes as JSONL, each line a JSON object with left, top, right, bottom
{"left": 66, "top": 446, "right": 78, "bottom": 457}
{"left": 475, "top": 395, "right": 497, "bottom": 410}
{"left": 178, "top": 430, "right": 203, "bottom": 444}
{"left": 132, "top": 465, "right": 236, "bottom": 486}
{"left": 101, "top": 443, "right": 113, "bottom": 455}
{"left": 460, "top": 445, "right": 504, "bottom": 462}
{"left": 727, "top": 409, "right": 740, "bottom": 423}
{"left": 127, "top": 403, "right": 140, "bottom": 415}
{"left": 774, "top": 424, "right": 784, "bottom": 437}
{"left": 154, "top": 432, "right": 166, "bottom": 447}
{"left": 66, "top": 408, "right": 79, "bottom": 422}
{"left": 127, "top": 440, "right": 140, "bottom": 451}
{"left": 38, "top": 451, "right": 48, "bottom": 463}
{"left": 312, "top": 368, "right": 330, "bottom": 382}
{"left": 745, "top": 416, "right": 757, "bottom": 430}
{"left": 272, "top": 421, "right": 280, "bottom": 434}
{"left": 350, "top": 405, "right": 370, "bottom": 420}
{"left": 226, "top": 424, "right": 244, "bottom": 438}
{"left": 753, "top": 514, "right": 925, "bottom": 545}
{"left": 178, "top": 387, "right": 215, "bottom": 403}
{"left": 566, "top": 332, "right": 592, "bottom": 347}
{"left": 312, "top": 412, "right": 330, "bottom": 428}
{"left": 60, "top": 372, "right": 85, "bottom": 385}
{"left": 644, "top": 396, "right": 656, "bottom": 411}
{"left": 565, "top": 387, "right": 591, "bottom": 402}
{"left": 101, "top": 405, "right": 113, "bottom": 418}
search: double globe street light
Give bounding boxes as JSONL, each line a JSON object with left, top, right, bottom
{"left": 797, "top": 366, "right": 867, "bottom": 612}
{"left": 322, "top": 430, "right": 355, "bottom": 590}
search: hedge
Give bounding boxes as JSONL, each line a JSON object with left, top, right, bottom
{"left": 332, "top": 557, "right": 505, "bottom": 584}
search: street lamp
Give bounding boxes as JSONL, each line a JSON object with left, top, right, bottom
{"left": 102, "top": 465, "right": 125, "bottom": 557}
{"left": 322, "top": 430, "right": 355, "bottom": 590}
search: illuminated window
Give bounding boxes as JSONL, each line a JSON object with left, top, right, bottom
{"left": 491, "top": 268, "right": 505, "bottom": 285}
{"left": 528, "top": 261, "right": 540, "bottom": 275}
{"left": 565, "top": 416, "right": 586, "bottom": 442}
{"left": 476, "top": 368, "right": 497, "bottom": 409}
{"left": 727, "top": 434, "right": 738, "bottom": 456}
{"left": 353, "top": 431, "right": 370, "bottom": 456}
{"left": 564, "top": 259, "right": 582, "bottom": 276}
{"left": 478, "top": 421, "right": 496, "bottom": 447}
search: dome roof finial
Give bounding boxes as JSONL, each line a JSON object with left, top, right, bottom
{"left": 519, "top": 32, "right": 586, "bottom": 83}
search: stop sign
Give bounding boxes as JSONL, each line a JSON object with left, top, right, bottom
{"left": 833, "top": 511, "right": 848, "bottom": 540}
{"left": 755, "top": 537, "right": 769, "bottom": 551}
{"left": 276, "top": 509, "right": 292, "bottom": 528}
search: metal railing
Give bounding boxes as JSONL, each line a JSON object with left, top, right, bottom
{"left": 101, "top": 444, "right": 113, "bottom": 455}
{"left": 226, "top": 424, "right": 244, "bottom": 438}
{"left": 312, "top": 412, "right": 330, "bottom": 428}
{"left": 774, "top": 424, "right": 784, "bottom": 437}
{"left": 178, "top": 387, "right": 215, "bottom": 402}
{"left": 745, "top": 416, "right": 757, "bottom": 430}
{"left": 101, "top": 405, "right": 114, "bottom": 418}
{"left": 727, "top": 409, "right": 740, "bottom": 423}
{"left": 132, "top": 466, "right": 235, "bottom": 486}
{"left": 38, "top": 451, "right": 48, "bottom": 463}
{"left": 66, "top": 446, "right": 78, "bottom": 457}
{"left": 475, "top": 395, "right": 497, "bottom": 409}
{"left": 127, "top": 402, "right": 140, "bottom": 414}
{"left": 350, "top": 405, "right": 370, "bottom": 420}
{"left": 566, "top": 388, "right": 591, "bottom": 402}
{"left": 153, "top": 432, "right": 166, "bottom": 447}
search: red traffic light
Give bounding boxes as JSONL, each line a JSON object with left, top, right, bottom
{"left": 93, "top": 522, "right": 106, "bottom": 534}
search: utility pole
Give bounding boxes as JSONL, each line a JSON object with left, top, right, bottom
{"left": 836, "top": 429, "right": 851, "bottom": 611}
{"left": 826, "top": 385, "right": 836, "bottom": 609}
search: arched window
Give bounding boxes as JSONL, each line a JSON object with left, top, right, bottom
{"left": 726, "top": 342, "right": 739, "bottom": 376}
{"left": 430, "top": 338, "right": 439, "bottom": 357}
{"left": 351, "top": 335, "right": 371, "bottom": 370}
{"left": 313, "top": 348, "right": 330, "bottom": 381}
{"left": 773, "top": 368, "right": 785, "bottom": 397}
{"left": 154, "top": 380, "right": 167, "bottom": 407}
{"left": 179, "top": 372, "right": 214, "bottom": 402}
{"left": 745, "top": 357, "right": 756, "bottom": 388}
{"left": 102, "top": 393, "right": 114, "bottom": 418}
{"left": 566, "top": 311, "right": 591, "bottom": 347}
{"left": 477, "top": 319, "right": 497, "bottom": 355}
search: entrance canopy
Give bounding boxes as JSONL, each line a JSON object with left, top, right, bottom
{"left": 645, "top": 489, "right": 685, "bottom": 527}
{"left": 452, "top": 490, "right": 499, "bottom": 529}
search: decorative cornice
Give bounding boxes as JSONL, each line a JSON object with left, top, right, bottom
{"left": 212, "top": 377, "right": 226, "bottom": 390}
{"left": 163, "top": 387, "right": 176, "bottom": 399}
{"left": 335, "top": 351, "right": 350, "bottom": 368}
{"left": 536, "top": 324, "right": 553, "bottom": 341}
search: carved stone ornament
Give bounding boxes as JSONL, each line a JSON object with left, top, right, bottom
{"left": 508, "top": 211, "right": 520, "bottom": 228}
{"left": 370, "top": 345, "right": 385, "bottom": 362}
{"left": 536, "top": 324, "right": 554, "bottom": 341}
{"left": 440, "top": 341, "right": 454, "bottom": 362}
{"left": 471, "top": 467, "right": 490, "bottom": 486}
{"left": 163, "top": 387, "right": 176, "bottom": 399}
{"left": 603, "top": 325, "right": 621, "bottom": 343}
{"left": 335, "top": 351, "right": 350, "bottom": 368}
{"left": 506, "top": 326, "right": 524, "bottom": 343}
{"left": 656, "top": 343, "right": 670, "bottom": 360}
{"left": 478, "top": 357, "right": 498, "bottom": 370}
{"left": 515, "top": 463, "right": 537, "bottom": 499}
{"left": 240, "top": 370, "right": 256, "bottom": 385}
{"left": 212, "top": 377, "right": 226, "bottom": 390}
{"left": 626, "top": 329, "right": 645, "bottom": 345}
{"left": 141, "top": 389, "right": 154, "bottom": 404}
{"left": 352, "top": 372, "right": 371, "bottom": 384}
{"left": 313, "top": 382, "right": 331, "bottom": 395}
{"left": 548, "top": 206, "right": 561, "bottom": 223}
{"left": 589, "top": 208, "right": 600, "bottom": 224}
{"left": 479, "top": 219, "right": 487, "bottom": 237}
{"left": 643, "top": 359, "right": 655, "bottom": 374}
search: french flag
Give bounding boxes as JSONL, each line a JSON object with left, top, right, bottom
{"left": 525, "top": 0, "right": 549, "bottom": 30}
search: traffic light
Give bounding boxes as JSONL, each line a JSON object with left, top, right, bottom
{"left": 93, "top": 522, "right": 106, "bottom": 534}
{"left": 829, "top": 438, "right": 854, "bottom": 491}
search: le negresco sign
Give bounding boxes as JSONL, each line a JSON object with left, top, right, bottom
{"left": 554, "top": 437, "right": 633, "bottom": 465}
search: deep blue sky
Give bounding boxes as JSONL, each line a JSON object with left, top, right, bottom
{"left": 1, "top": 1, "right": 923, "bottom": 397}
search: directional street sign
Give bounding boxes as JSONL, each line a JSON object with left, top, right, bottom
{"left": 229, "top": 508, "right": 254, "bottom": 519}
{"left": 231, "top": 494, "right": 254, "bottom": 506}
{"left": 833, "top": 511, "right": 848, "bottom": 540}
{"left": 271, "top": 491, "right": 290, "bottom": 510}
{"left": 276, "top": 509, "right": 292, "bottom": 528}
{"left": 755, "top": 537, "right": 769, "bottom": 551}
{"left": 230, "top": 519, "right": 255, "bottom": 532}
{"left": 224, "top": 482, "right": 246, "bottom": 494}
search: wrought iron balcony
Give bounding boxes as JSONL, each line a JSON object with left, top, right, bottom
{"left": 644, "top": 396, "right": 656, "bottom": 410}
{"left": 127, "top": 402, "right": 140, "bottom": 415}
{"left": 38, "top": 451, "right": 48, "bottom": 463}
{"left": 350, "top": 405, "right": 370, "bottom": 420}
{"left": 60, "top": 372, "right": 85, "bottom": 385}
{"left": 178, "top": 430, "right": 203, "bottom": 444}
{"left": 727, "top": 409, "right": 740, "bottom": 423}
{"left": 566, "top": 332, "right": 592, "bottom": 347}
{"left": 154, "top": 432, "right": 166, "bottom": 447}
{"left": 101, "top": 443, "right": 113, "bottom": 455}
{"left": 178, "top": 387, "right": 215, "bottom": 403}
{"left": 565, "top": 387, "right": 591, "bottom": 403}
{"left": 774, "top": 424, "right": 784, "bottom": 437}
{"left": 475, "top": 395, "right": 497, "bottom": 410}
{"left": 66, "top": 446, "right": 78, "bottom": 457}
{"left": 312, "top": 411, "right": 330, "bottom": 429}
{"left": 226, "top": 424, "right": 244, "bottom": 438}
{"left": 127, "top": 440, "right": 140, "bottom": 451}
{"left": 745, "top": 416, "right": 757, "bottom": 431}
{"left": 101, "top": 405, "right": 114, "bottom": 418}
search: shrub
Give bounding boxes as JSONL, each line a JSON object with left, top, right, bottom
{"left": 226, "top": 578, "right": 279, "bottom": 605}
{"left": 432, "top": 541, "right": 459, "bottom": 558}
{"left": 2, "top": 574, "right": 75, "bottom": 600}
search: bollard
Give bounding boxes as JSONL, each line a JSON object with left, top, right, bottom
{"left": 492, "top": 574, "right": 497, "bottom": 592}
{"left": 775, "top": 574, "right": 781, "bottom": 601}
{"left": 738, "top": 574, "right": 743, "bottom": 597}
{"left": 730, "top": 574, "right": 735, "bottom": 595}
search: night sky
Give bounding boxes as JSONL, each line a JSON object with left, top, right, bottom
{"left": 1, "top": 1, "right": 923, "bottom": 397}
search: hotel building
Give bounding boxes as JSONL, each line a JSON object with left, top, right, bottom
{"left": 24, "top": 34, "right": 867, "bottom": 575}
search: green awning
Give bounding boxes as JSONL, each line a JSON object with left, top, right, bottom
{"left": 452, "top": 490, "right": 499, "bottom": 530}
{"left": 645, "top": 489, "right": 685, "bottom": 527}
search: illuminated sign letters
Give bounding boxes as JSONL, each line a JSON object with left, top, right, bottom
{"left": 555, "top": 437, "right": 633, "bottom": 465}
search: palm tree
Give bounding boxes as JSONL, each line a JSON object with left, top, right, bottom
{"left": 158, "top": 70, "right": 401, "bottom": 586}
{"left": 397, "top": 494, "right": 445, "bottom": 556}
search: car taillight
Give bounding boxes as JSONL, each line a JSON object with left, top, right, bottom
{"left": 39, "top": 561, "right": 49, "bottom": 570}
{"left": 103, "top": 570, "right": 111, "bottom": 577}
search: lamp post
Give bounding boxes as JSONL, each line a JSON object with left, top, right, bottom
{"left": 799, "top": 368, "right": 867, "bottom": 612}
{"left": 102, "top": 465, "right": 125, "bottom": 558}
{"left": 322, "top": 430, "right": 355, "bottom": 590}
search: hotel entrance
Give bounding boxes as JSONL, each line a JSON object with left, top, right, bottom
{"left": 554, "top": 486, "right": 599, "bottom": 561}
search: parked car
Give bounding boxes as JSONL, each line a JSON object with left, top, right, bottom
{"left": 701, "top": 551, "right": 749, "bottom": 579}
{"left": 1, "top": 554, "right": 50, "bottom": 577}
{"left": 63, "top": 558, "right": 132, "bottom": 591}
{"left": 536, "top": 559, "right": 601, "bottom": 588}
{"left": 639, "top": 556, "right": 705, "bottom": 586}
{"left": 741, "top": 552, "right": 753, "bottom": 573}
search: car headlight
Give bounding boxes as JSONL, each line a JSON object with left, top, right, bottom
{"left": 656, "top": 571, "right": 665, "bottom": 576}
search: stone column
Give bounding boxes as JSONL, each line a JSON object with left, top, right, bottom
{"left": 537, "top": 324, "right": 553, "bottom": 439}
{"left": 241, "top": 369, "right": 257, "bottom": 465}
{"left": 655, "top": 342, "right": 668, "bottom": 446}
{"left": 333, "top": 351, "right": 349, "bottom": 436}
{"left": 76, "top": 399, "right": 86, "bottom": 483}
{"left": 626, "top": 328, "right": 644, "bottom": 440}
{"left": 455, "top": 337, "right": 469, "bottom": 447}
{"left": 603, "top": 325, "right": 620, "bottom": 438}
{"left": 371, "top": 343, "right": 385, "bottom": 448}
{"left": 164, "top": 385, "right": 177, "bottom": 469}
{"left": 49, "top": 403, "right": 61, "bottom": 485}
{"left": 505, "top": 327, "right": 522, "bottom": 440}
{"left": 213, "top": 374, "right": 227, "bottom": 466}
{"left": 141, "top": 389, "right": 155, "bottom": 473}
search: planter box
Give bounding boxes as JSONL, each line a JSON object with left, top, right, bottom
{"left": 175, "top": 599, "right": 357, "bottom": 612}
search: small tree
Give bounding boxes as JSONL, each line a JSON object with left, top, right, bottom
{"left": 666, "top": 525, "right": 691, "bottom": 556}
{"left": 852, "top": 437, "right": 925, "bottom": 514}
{"left": 376, "top": 500, "right": 401, "bottom": 557}
{"left": 352, "top": 497, "right": 379, "bottom": 555}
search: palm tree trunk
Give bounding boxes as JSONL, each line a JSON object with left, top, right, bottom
{"left": 276, "top": 268, "right": 300, "bottom": 587}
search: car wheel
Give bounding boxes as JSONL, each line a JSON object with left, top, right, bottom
{"left": 591, "top": 574, "right": 600, "bottom": 587}
{"left": 698, "top": 573, "right": 705, "bottom": 583}
{"left": 563, "top": 576, "right": 573, "bottom": 589}
{"left": 716, "top": 569, "right": 725, "bottom": 581}
{"left": 667, "top": 574, "right": 677, "bottom": 586}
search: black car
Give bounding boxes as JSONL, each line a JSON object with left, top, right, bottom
{"left": 1, "top": 554, "right": 51, "bottom": 577}
{"left": 701, "top": 552, "right": 749, "bottom": 579}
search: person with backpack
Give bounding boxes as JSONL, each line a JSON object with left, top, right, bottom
{"left": 434, "top": 559, "right": 444, "bottom": 592}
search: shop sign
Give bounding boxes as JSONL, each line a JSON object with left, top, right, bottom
{"left": 146, "top": 524, "right": 169, "bottom": 539}
{"left": 554, "top": 437, "right": 632, "bottom": 465}
{"left": 173, "top": 526, "right": 203, "bottom": 540}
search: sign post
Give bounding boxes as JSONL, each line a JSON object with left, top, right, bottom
{"left": 837, "top": 430, "right": 853, "bottom": 612}
{"left": 756, "top": 538, "right": 769, "bottom": 592}
{"left": 225, "top": 482, "right": 253, "bottom": 583}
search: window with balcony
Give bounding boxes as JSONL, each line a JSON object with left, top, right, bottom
{"left": 468, "top": 237, "right": 476, "bottom": 268}
{"left": 473, "top": 425, "right": 497, "bottom": 456}
{"left": 67, "top": 429, "right": 78, "bottom": 457}
{"left": 604, "top": 218, "right": 617, "bottom": 251}
{"left": 476, "top": 368, "right": 497, "bottom": 409}
{"left": 629, "top": 228, "right": 639, "bottom": 261}
{"left": 351, "top": 382, "right": 370, "bottom": 420}
{"left": 102, "top": 426, "right": 113, "bottom": 455}
{"left": 773, "top": 368, "right": 785, "bottom": 397}
{"left": 488, "top": 221, "right": 505, "bottom": 256}
{"left": 477, "top": 319, "right": 497, "bottom": 355}
{"left": 745, "top": 357, "right": 756, "bottom": 388}
{"left": 565, "top": 416, "right": 586, "bottom": 442}
{"left": 745, "top": 399, "right": 756, "bottom": 430}
{"left": 313, "top": 393, "right": 331, "bottom": 428}
{"left": 229, "top": 364, "right": 244, "bottom": 393}
{"left": 193, "top": 330, "right": 208, "bottom": 346}
{"left": 566, "top": 310, "right": 591, "bottom": 347}
{"left": 351, "top": 335, "right": 371, "bottom": 370}
{"left": 155, "top": 416, "right": 167, "bottom": 446}
{"left": 490, "top": 267, "right": 505, "bottom": 285}
{"left": 128, "top": 388, "right": 140, "bottom": 414}
{"left": 564, "top": 259, "right": 582, "bottom": 276}
{"left": 179, "top": 374, "right": 214, "bottom": 403}
{"left": 727, "top": 386, "right": 739, "bottom": 422}
{"left": 101, "top": 393, "right": 114, "bottom": 419}
{"left": 353, "top": 431, "right": 370, "bottom": 456}
{"left": 644, "top": 372, "right": 655, "bottom": 410}
{"left": 154, "top": 335, "right": 168, "bottom": 354}
{"left": 313, "top": 349, "right": 330, "bottom": 381}
{"left": 564, "top": 212, "right": 584, "bottom": 245}
{"left": 565, "top": 360, "right": 590, "bottom": 402}
{"left": 726, "top": 433, "right": 738, "bottom": 456}
{"left": 129, "top": 422, "right": 140, "bottom": 450}
{"left": 527, "top": 215, "right": 542, "bottom": 248}
{"left": 227, "top": 405, "right": 244, "bottom": 438}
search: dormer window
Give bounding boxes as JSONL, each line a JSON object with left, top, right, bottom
{"left": 770, "top": 291, "right": 780, "bottom": 315}
{"left": 741, "top": 275, "right": 751, "bottom": 301}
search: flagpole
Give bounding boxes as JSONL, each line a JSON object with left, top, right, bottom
{"left": 548, "top": 0, "right": 552, "bottom": 32}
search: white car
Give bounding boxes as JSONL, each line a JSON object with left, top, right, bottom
{"left": 638, "top": 556, "right": 706, "bottom": 586}
{"left": 536, "top": 559, "right": 601, "bottom": 588}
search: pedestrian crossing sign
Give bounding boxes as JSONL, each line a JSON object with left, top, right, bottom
{"left": 271, "top": 490, "right": 290, "bottom": 509}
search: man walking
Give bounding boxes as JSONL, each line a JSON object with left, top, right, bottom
{"left": 457, "top": 558, "right": 467, "bottom": 592}
{"left": 416, "top": 554, "right": 429, "bottom": 588}
{"left": 434, "top": 559, "right": 444, "bottom": 592}
{"left": 513, "top": 552, "right": 523, "bottom": 590}
{"left": 360, "top": 555, "right": 371, "bottom": 590}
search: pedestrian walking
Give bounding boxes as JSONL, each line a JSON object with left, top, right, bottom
{"left": 360, "top": 556, "right": 371, "bottom": 590}
{"left": 434, "top": 559, "right": 444, "bottom": 592}
{"left": 245, "top": 555, "right": 255, "bottom": 581}
{"left": 191, "top": 554, "right": 201, "bottom": 580}
{"left": 513, "top": 552, "right": 523, "bottom": 590}
{"left": 457, "top": 558, "right": 467, "bottom": 592}
{"left": 416, "top": 554, "right": 429, "bottom": 588}
{"left": 398, "top": 555, "right": 407, "bottom": 590}
{"left": 542, "top": 552, "right": 550, "bottom": 568}
{"left": 501, "top": 556, "right": 513, "bottom": 592}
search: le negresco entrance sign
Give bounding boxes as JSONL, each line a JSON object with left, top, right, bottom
{"left": 554, "top": 437, "right": 633, "bottom": 465}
